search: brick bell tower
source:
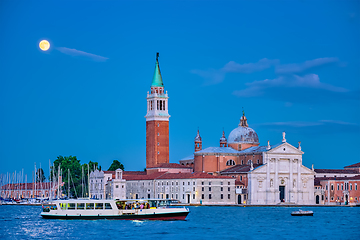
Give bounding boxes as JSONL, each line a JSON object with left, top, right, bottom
{"left": 145, "top": 53, "right": 170, "bottom": 168}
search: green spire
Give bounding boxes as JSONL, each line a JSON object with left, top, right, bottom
{"left": 151, "top": 52, "right": 164, "bottom": 87}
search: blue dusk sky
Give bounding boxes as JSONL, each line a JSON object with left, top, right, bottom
{"left": 0, "top": 0, "right": 359, "bottom": 179}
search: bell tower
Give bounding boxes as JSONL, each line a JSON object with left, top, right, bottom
{"left": 194, "top": 129, "right": 202, "bottom": 152}
{"left": 145, "top": 53, "right": 170, "bottom": 168}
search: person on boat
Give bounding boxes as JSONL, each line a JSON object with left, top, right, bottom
{"left": 140, "top": 203, "right": 144, "bottom": 209}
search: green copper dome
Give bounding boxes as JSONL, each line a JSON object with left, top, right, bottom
{"left": 151, "top": 53, "right": 164, "bottom": 87}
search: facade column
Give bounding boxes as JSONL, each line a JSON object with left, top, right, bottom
{"left": 297, "top": 159, "right": 301, "bottom": 204}
{"left": 265, "top": 153, "right": 270, "bottom": 204}
{"left": 275, "top": 158, "right": 279, "bottom": 203}
{"left": 289, "top": 158, "right": 293, "bottom": 203}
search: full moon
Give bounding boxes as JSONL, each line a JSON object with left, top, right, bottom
{"left": 39, "top": 40, "right": 50, "bottom": 51}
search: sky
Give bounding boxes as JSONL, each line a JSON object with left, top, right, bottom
{"left": 0, "top": 0, "right": 359, "bottom": 180}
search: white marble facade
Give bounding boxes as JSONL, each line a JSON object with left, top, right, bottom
{"left": 248, "top": 142, "right": 315, "bottom": 205}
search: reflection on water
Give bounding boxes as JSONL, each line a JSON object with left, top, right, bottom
{"left": 0, "top": 205, "right": 359, "bottom": 239}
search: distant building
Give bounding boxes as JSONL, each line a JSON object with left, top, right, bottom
{"left": 180, "top": 112, "right": 315, "bottom": 205}
{"left": 313, "top": 162, "right": 360, "bottom": 205}
{"left": 1, "top": 182, "right": 58, "bottom": 199}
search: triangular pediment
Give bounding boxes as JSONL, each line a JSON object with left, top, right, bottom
{"left": 267, "top": 142, "right": 304, "bottom": 155}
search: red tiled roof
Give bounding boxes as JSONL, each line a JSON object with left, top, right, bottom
{"left": 147, "top": 163, "right": 192, "bottom": 169}
{"left": 344, "top": 162, "right": 360, "bottom": 168}
{"left": 314, "top": 169, "right": 358, "bottom": 174}
{"left": 103, "top": 170, "right": 147, "bottom": 176}
{"left": 235, "top": 180, "right": 245, "bottom": 185}
{"left": 221, "top": 164, "right": 263, "bottom": 174}
{"left": 315, "top": 175, "right": 360, "bottom": 181}
{"left": 314, "top": 178, "right": 321, "bottom": 186}
{"left": 123, "top": 171, "right": 147, "bottom": 175}
{"left": 123, "top": 172, "right": 233, "bottom": 181}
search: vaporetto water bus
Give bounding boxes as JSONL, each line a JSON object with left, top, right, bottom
{"left": 41, "top": 199, "right": 189, "bottom": 220}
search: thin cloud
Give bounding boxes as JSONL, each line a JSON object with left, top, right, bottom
{"left": 254, "top": 120, "right": 360, "bottom": 135}
{"left": 56, "top": 47, "right": 109, "bottom": 62}
{"left": 222, "top": 58, "right": 279, "bottom": 73}
{"left": 191, "top": 57, "right": 340, "bottom": 85}
{"left": 190, "top": 69, "right": 225, "bottom": 85}
{"left": 191, "top": 58, "right": 278, "bottom": 85}
{"left": 275, "top": 57, "right": 339, "bottom": 74}
{"left": 232, "top": 74, "right": 360, "bottom": 105}
{"left": 233, "top": 74, "right": 349, "bottom": 98}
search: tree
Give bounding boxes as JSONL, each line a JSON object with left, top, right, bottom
{"left": 36, "top": 168, "right": 46, "bottom": 182}
{"left": 107, "top": 160, "right": 124, "bottom": 171}
{"left": 50, "top": 156, "right": 103, "bottom": 199}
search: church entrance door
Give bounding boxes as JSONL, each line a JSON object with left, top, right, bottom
{"left": 279, "top": 186, "right": 285, "bottom": 202}
{"left": 316, "top": 195, "right": 320, "bottom": 204}
{"left": 238, "top": 195, "right": 241, "bottom": 204}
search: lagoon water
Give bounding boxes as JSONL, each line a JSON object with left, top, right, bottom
{"left": 0, "top": 205, "right": 359, "bottom": 240}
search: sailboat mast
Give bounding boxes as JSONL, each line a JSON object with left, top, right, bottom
{"left": 68, "top": 169, "right": 70, "bottom": 199}
{"left": 88, "top": 164, "right": 90, "bottom": 198}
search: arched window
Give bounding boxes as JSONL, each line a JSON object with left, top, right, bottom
{"left": 226, "top": 159, "right": 235, "bottom": 166}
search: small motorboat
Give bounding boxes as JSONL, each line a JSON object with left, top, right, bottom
{"left": 291, "top": 209, "right": 313, "bottom": 216}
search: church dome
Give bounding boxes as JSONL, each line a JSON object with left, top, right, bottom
{"left": 228, "top": 113, "right": 259, "bottom": 144}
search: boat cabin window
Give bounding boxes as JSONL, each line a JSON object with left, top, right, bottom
{"left": 60, "top": 203, "right": 67, "bottom": 210}
{"left": 77, "top": 203, "right": 85, "bottom": 210}
{"left": 86, "top": 203, "right": 94, "bottom": 210}
{"left": 95, "top": 203, "right": 103, "bottom": 209}
{"left": 105, "top": 203, "right": 112, "bottom": 209}
{"left": 68, "top": 203, "right": 76, "bottom": 210}
{"left": 116, "top": 201, "right": 126, "bottom": 209}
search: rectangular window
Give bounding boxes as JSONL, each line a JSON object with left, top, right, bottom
{"left": 105, "top": 203, "right": 112, "bottom": 209}
{"left": 60, "top": 203, "right": 67, "bottom": 210}
{"left": 240, "top": 176, "right": 242, "bottom": 181}
{"left": 202, "top": 187, "right": 204, "bottom": 191}
{"left": 331, "top": 184, "right": 334, "bottom": 190}
{"left": 202, "top": 194, "right": 204, "bottom": 199}
{"left": 209, "top": 187, "right": 212, "bottom": 191}
{"left": 193, "top": 187, "right": 195, "bottom": 191}
{"left": 228, "top": 182, "right": 230, "bottom": 185}
{"left": 221, "top": 194, "right": 223, "bottom": 199}
{"left": 221, "top": 187, "right": 223, "bottom": 191}
{"left": 183, "top": 194, "right": 185, "bottom": 199}
{"left": 148, "top": 194, "right": 151, "bottom": 199}
{"left": 68, "top": 203, "right": 76, "bottom": 210}
{"left": 188, "top": 182, "right": 190, "bottom": 185}
{"left": 193, "top": 194, "right": 195, "bottom": 199}
{"left": 193, "top": 182, "right": 195, "bottom": 185}
{"left": 228, "top": 187, "right": 230, "bottom": 191}
{"left": 220, "top": 182, "right": 223, "bottom": 185}
{"left": 202, "top": 182, "right": 204, "bottom": 185}
{"left": 356, "top": 184, "right": 358, "bottom": 190}
{"left": 209, "top": 182, "right": 211, "bottom": 185}
{"left": 209, "top": 194, "right": 212, "bottom": 199}
{"left": 95, "top": 203, "right": 103, "bottom": 210}
{"left": 77, "top": 203, "right": 85, "bottom": 210}
{"left": 341, "top": 184, "right": 343, "bottom": 190}
{"left": 337, "top": 184, "right": 339, "bottom": 191}
{"left": 176, "top": 194, "right": 178, "bottom": 199}
{"left": 86, "top": 203, "right": 94, "bottom": 210}
{"left": 228, "top": 194, "right": 231, "bottom": 199}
